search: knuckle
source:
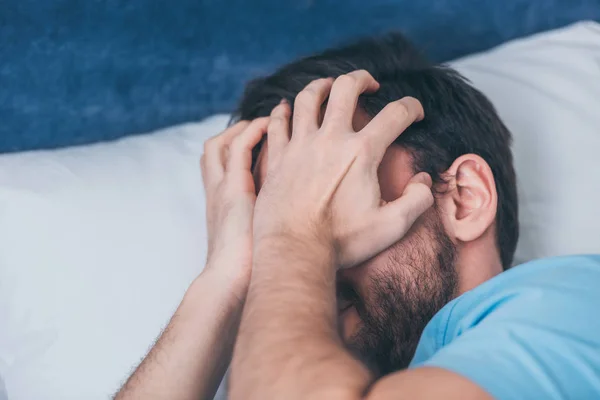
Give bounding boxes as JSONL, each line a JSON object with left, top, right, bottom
{"left": 270, "top": 118, "right": 287, "bottom": 134}
{"left": 270, "top": 104, "right": 284, "bottom": 118}
{"left": 270, "top": 109, "right": 288, "bottom": 124}
{"left": 295, "top": 88, "right": 317, "bottom": 108}
{"left": 334, "top": 74, "right": 357, "bottom": 89}
{"left": 280, "top": 102, "right": 292, "bottom": 117}
{"left": 389, "top": 101, "right": 410, "bottom": 120}
{"left": 358, "top": 69, "right": 373, "bottom": 78}
{"left": 230, "top": 136, "right": 245, "bottom": 152}
{"left": 310, "top": 77, "right": 333, "bottom": 90}
{"left": 349, "top": 69, "right": 371, "bottom": 81}
{"left": 203, "top": 138, "right": 217, "bottom": 152}
{"left": 267, "top": 121, "right": 279, "bottom": 135}
{"left": 254, "top": 116, "right": 270, "bottom": 125}
{"left": 267, "top": 117, "right": 280, "bottom": 130}
{"left": 248, "top": 117, "right": 268, "bottom": 131}
{"left": 295, "top": 78, "right": 333, "bottom": 109}
{"left": 233, "top": 120, "right": 250, "bottom": 129}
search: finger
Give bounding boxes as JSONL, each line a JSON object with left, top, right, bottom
{"left": 375, "top": 172, "right": 434, "bottom": 244}
{"left": 267, "top": 99, "right": 291, "bottom": 163}
{"left": 337, "top": 173, "right": 433, "bottom": 268}
{"left": 200, "top": 154, "right": 209, "bottom": 189}
{"left": 361, "top": 97, "right": 424, "bottom": 160}
{"left": 203, "top": 121, "right": 250, "bottom": 177}
{"left": 322, "top": 70, "right": 379, "bottom": 130}
{"left": 228, "top": 117, "right": 270, "bottom": 172}
{"left": 292, "top": 78, "right": 334, "bottom": 137}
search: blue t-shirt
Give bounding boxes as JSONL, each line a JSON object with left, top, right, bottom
{"left": 409, "top": 255, "right": 600, "bottom": 399}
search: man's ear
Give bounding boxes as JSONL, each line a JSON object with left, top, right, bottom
{"left": 437, "top": 154, "right": 497, "bottom": 243}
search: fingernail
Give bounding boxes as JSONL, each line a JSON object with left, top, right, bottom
{"left": 280, "top": 98, "right": 288, "bottom": 105}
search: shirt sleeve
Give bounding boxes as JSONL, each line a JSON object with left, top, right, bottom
{"left": 415, "top": 256, "right": 600, "bottom": 400}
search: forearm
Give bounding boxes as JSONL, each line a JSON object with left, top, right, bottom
{"left": 115, "top": 267, "right": 245, "bottom": 400}
{"left": 230, "top": 239, "right": 373, "bottom": 400}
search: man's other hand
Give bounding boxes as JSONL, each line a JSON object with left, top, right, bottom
{"left": 253, "top": 70, "right": 434, "bottom": 269}
{"left": 201, "top": 118, "right": 269, "bottom": 299}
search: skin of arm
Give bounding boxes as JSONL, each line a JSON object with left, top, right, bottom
{"left": 114, "top": 267, "right": 245, "bottom": 400}
{"left": 115, "top": 118, "right": 271, "bottom": 400}
{"left": 229, "top": 71, "right": 492, "bottom": 400}
{"left": 235, "top": 237, "right": 490, "bottom": 400}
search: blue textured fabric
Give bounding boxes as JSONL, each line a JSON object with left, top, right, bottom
{"left": 410, "top": 255, "right": 600, "bottom": 399}
{"left": 1, "top": 0, "right": 600, "bottom": 153}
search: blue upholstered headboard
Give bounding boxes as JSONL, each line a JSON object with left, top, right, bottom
{"left": 1, "top": 0, "right": 599, "bottom": 153}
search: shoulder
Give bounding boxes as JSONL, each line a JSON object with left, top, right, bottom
{"left": 426, "top": 254, "right": 600, "bottom": 347}
{"left": 410, "top": 255, "right": 600, "bottom": 399}
{"left": 454, "top": 254, "right": 600, "bottom": 330}
{"left": 415, "top": 254, "right": 600, "bottom": 355}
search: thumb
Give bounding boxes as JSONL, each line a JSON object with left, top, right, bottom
{"left": 376, "top": 172, "right": 434, "bottom": 242}
{"left": 340, "top": 173, "right": 434, "bottom": 268}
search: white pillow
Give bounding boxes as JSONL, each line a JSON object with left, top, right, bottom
{"left": 0, "top": 118, "right": 226, "bottom": 399}
{"left": 1, "top": 21, "right": 600, "bottom": 400}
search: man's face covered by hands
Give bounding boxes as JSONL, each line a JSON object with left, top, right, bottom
{"left": 253, "top": 107, "right": 458, "bottom": 375}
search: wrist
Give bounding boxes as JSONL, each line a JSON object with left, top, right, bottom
{"left": 196, "top": 263, "right": 250, "bottom": 307}
{"left": 253, "top": 233, "right": 336, "bottom": 274}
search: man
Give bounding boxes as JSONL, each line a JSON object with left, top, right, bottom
{"left": 115, "top": 35, "right": 600, "bottom": 400}
{"left": 238, "top": 34, "right": 518, "bottom": 375}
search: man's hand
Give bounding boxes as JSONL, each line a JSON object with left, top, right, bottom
{"left": 230, "top": 71, "right": 436, "bottom": 400}
{"left": 115, "top": 119, "right": 269, "bottom": 400}
{"left": 201, "top": 118, "right": 269, "bottom": 297}
{"left": 254, "top": 70, "right": 433, "bottom": 268}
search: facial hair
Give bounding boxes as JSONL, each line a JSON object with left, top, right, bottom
{"left": 341, "top": 213, "right": 458, "bottom": 376}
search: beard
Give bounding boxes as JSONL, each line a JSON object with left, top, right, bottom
{"left": 339, "top": 211, "right": 458, "bottom": 376}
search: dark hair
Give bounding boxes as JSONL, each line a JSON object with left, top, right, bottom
{"left": 233, "top": 33, "right": 519, "bottom": 269}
